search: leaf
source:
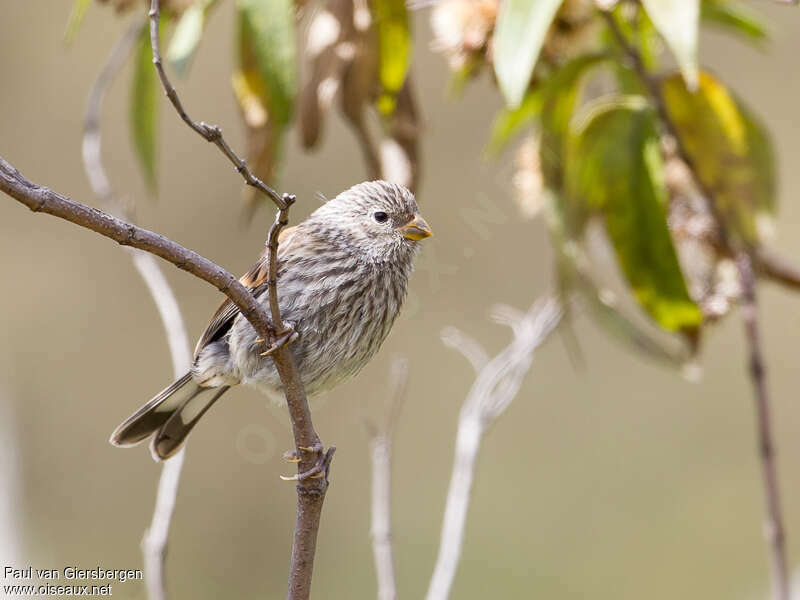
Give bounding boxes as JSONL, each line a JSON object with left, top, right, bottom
{"left": 130, "top": 26, "right": 160, "bottom": 190}
{"left": 492, "top": 0, "right": 563, "bottom": 108}
{"left": 487, "top": 89, "right": 545, "bottom": 156}
{"left": 641, "top": 0, "right": 699, "bottom": 90}
{"left": 232, "top": 68, "right": 284, "bottom": 217}
{"left": 489, "top": 54, "right": 610, "bottom": 158}
{"left": 374, "top": 0, "right": 411, "bottom": 115}
{"left": 237, "top": 0, "right": 296, "bottom": 125}
{"left": 661, "top": 71, "right": 777, "bottom": 243}
{"left": 167, "top": 1, "right": 208, "bottom": 77}
{"left": 546, "top": 198, "right": 690, "bottom": 367}
{"left": 576, "top": 271, "right": 691, "bottom": 366}
{"left": 538, "top": 53, "right": 610, "bottom": 188}
{"left": 567, "top": 96, "right": 702, "bottom": 332}
{"left": 64, "top": 0, "right": 92, "bottom": 43}
{"left": 701, "top": 0, "right": 769, "bottom": 45}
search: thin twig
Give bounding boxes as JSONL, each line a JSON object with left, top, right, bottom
{"left": 147, "top": 4, "right": 332, "bottom": 599}
{"left": 426, "top": 298, "right": 563, "bottom": 600}
{"left": 365, "top": 357, "right": 409, "bottom": 600}
{"left": 755, "top": 248, "right": 800, "bottom": 290}
{"left": 738, "top": 254, "right": 789, "bottom": 600}
{"left": 146, "top": 1, "right": 286, "bottom": 210}
{"left": 602, "top": 12, "right": 790, "bottom": 600}
{"left": 82, "top": 19, "right": 192, "bottom": 600}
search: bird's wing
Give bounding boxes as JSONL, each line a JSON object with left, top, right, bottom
{"left": 193, "top": 226, "right": 299, "bottom": 356}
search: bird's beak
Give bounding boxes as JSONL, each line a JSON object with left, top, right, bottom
{"left": 398, "top": 214, "right": 433, "bottom": 241}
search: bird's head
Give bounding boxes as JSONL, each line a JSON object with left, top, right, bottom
{"left": 313, "top": 181, "right": 433, "bottom": 262}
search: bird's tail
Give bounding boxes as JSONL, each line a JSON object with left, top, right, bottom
{"left": 109, "top": 373, "right": 230, "bottom": 461}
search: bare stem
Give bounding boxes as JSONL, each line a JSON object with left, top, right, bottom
{"left": 426, "top": 298, "right": 562, "bottom": 600}
{"left": 366, "top": 357, "right": 409, "bottom": 600}
{"left": 147, "top": 3, "right": 332, "bottom": 598}
{"left": 602, "top": 12, "right": 790, "bottom": 600}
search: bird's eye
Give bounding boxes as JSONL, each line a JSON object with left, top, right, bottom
{"left": 373, "top": 211, "right": 389, "bottom": 223}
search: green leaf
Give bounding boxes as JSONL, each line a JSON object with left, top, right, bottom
{"left": 539, "top": 53, "right": 610, "bottom": 188}
{"left": 492, "top": 0, "right": 563, "bottom": 108}
{"left": 130, "top": 26, "right": 160, "bottom": 190}
{"left": 374, "top": 0, "right": 411, "bottom": 115}
{"left": 567, "top": 96, "right": 702, "bottom": 332}
{"left": 576, "top": 270, "right": 691, "bottom": 365}
{"left": 546, "top": 197, "right": 690, "bottom": 366}
{"left": 641, "top": 0, "right": 699, "bottom": 90}
{"left": 64, "top": 0, "right": 92, "bottom": 43}
{"left": 662, "top": 71, "right": 777, "bottom": 243}
{"left": 487, "top": 88, "right": 545, "bottom": 156}
{"left": 489, "top": 54, "right": 610, "bottom": 158}
{"left": 237, "top": 0, "right": 296, "bottom": 125}
{"left": 701, "top": 0, "right": 769, "bottom": 45}
{"left": 167, "top": 1, "right": 207, "bottom": 77}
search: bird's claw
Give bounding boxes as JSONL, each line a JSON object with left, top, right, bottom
{"left": 280, "top": 444, "right": 336, "bottom": 482}
{"left": 257, "top": 322, "right": 298, "bottom": 357}
{"left": 282, "top": 449, "right": 302, "bottom": 463}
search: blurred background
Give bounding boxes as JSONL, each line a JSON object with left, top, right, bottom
{"left": 3, "top": 2, "right": 800, "bottom": 598}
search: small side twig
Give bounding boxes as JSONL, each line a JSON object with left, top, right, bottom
{"left": 147, "top": 4, "right": 332, "bottom": 599}
{"left": 602, "top": 12, "right": 790, "bottom": 600}
{"left": 82, "top": 20, "right": 192, "bottom": 600}
{"left": 426, "top": 297, "right": 563, "bottom": 600}
{"left": 755, "top": 248, "right": 800, "bottom": 290}
{"left": 365, "top": 356, "right": 409, "bottom": 600}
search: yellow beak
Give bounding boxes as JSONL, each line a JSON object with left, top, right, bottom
{"left": 398, "top": 214, "right": 433, "bottom": 241}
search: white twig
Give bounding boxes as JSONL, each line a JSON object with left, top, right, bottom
{"left": 81, "top": 21, "right": 192, "bottom": 600}
{"left": 130, "top": 251, "right": 193, "bottom": 378}
{"left": 368, "top": 357, "right": 409, "bottom": 600}
{"left": 426, "top": 297, "right": 563, "bottom": 600}
{"left": 136, "top": 252, "right": 192, "bottom": 600}
{"left": 0, "top": 384, "right": 21, "bottom": 567}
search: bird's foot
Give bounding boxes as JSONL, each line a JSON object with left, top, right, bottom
{"left": 280, "top": 442, "right": 336, "bottom": 482}
{"left": 256, "top": 321, "right": 298, "bottom": 357}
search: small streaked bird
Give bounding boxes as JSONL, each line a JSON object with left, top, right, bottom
{"left": 110, "top": 181, "right": 432, "bottom": 460}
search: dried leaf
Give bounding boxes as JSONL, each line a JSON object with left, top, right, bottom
{"left": 298, "top": 0, "right": 353, "bottom": 148}
{"left": 662, "top": 71, "right": 776, "bottom": 244}
{"left": 381, "top": 76, "right": 420, "bottom": 191}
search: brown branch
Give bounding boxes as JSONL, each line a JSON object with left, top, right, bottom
{"left": 147, "top": 3, "right": 333, "bottom": 599}
{"left": 82, "top": 20, "right": 191, "bottom": 600}
{"left": 1, "top": 157, "right": 275, "bottom": 337}
{"left": 737, "top": 254, "right": 790, "bottom": 600}
{"left": 602, "top": 12, "right": 790, "bottom": 600}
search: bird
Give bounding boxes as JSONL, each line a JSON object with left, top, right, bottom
{"left": 109, "top": 181, "right": 432, "bottom": 461}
